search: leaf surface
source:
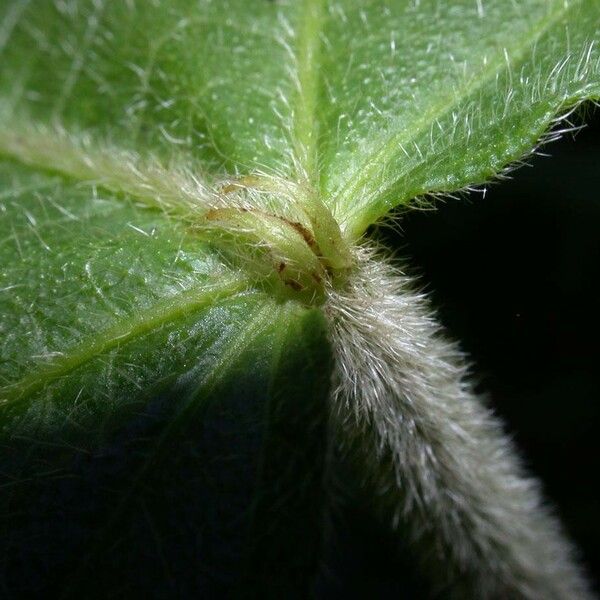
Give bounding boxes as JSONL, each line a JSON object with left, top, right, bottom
{"left": 0, "top": 0, "right": 599, "bottom": 595}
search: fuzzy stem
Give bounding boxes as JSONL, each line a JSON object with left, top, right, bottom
{"left": 325, "top": 245, "right": 593, "bottom": 599}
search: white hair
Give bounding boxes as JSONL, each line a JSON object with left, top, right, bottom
{"left": 325, "top": 244, "right": 593, "bottom": 599}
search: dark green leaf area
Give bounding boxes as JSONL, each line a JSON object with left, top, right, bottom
{"left": 0, "top": 160, "right": 332, "bottom": 597}
{"left": 241, "top": 307, "right": 332, "bottom": 598}
{"left": 0, "top": 305, "right": 331, "bottom": 598}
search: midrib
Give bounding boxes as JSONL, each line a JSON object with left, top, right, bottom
{"left": 0, "top": 126, "right": 212, "bottom": 219}
{"left": 292, "top": 0, "right": 326, "bottom": 182}
{"left": 0, "top": 277, "right": 252, "bottom": 405}
{"left": 337, "top": 0, "right": 584, "bottom": 237}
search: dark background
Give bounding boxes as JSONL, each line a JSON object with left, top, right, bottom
{"left": 321, "top": 107, "right": 600, "bottom": 597}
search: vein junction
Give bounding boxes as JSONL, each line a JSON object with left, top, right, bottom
{"left": 0, "top": 122, "right": 353, "bottom": 303}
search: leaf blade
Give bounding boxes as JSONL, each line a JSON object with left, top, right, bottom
{"left": 313, "top": 0, "right": 600, "bottom": 235}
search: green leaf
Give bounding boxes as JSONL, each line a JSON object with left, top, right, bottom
{"left": 315, "top": 0, "right": 600, "bottom": 236}
{"left": 0, "top": 0, "right": 599, "bottom": 596}
{"left": 0, "top": 158, "right": 332, "bottom": 595}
